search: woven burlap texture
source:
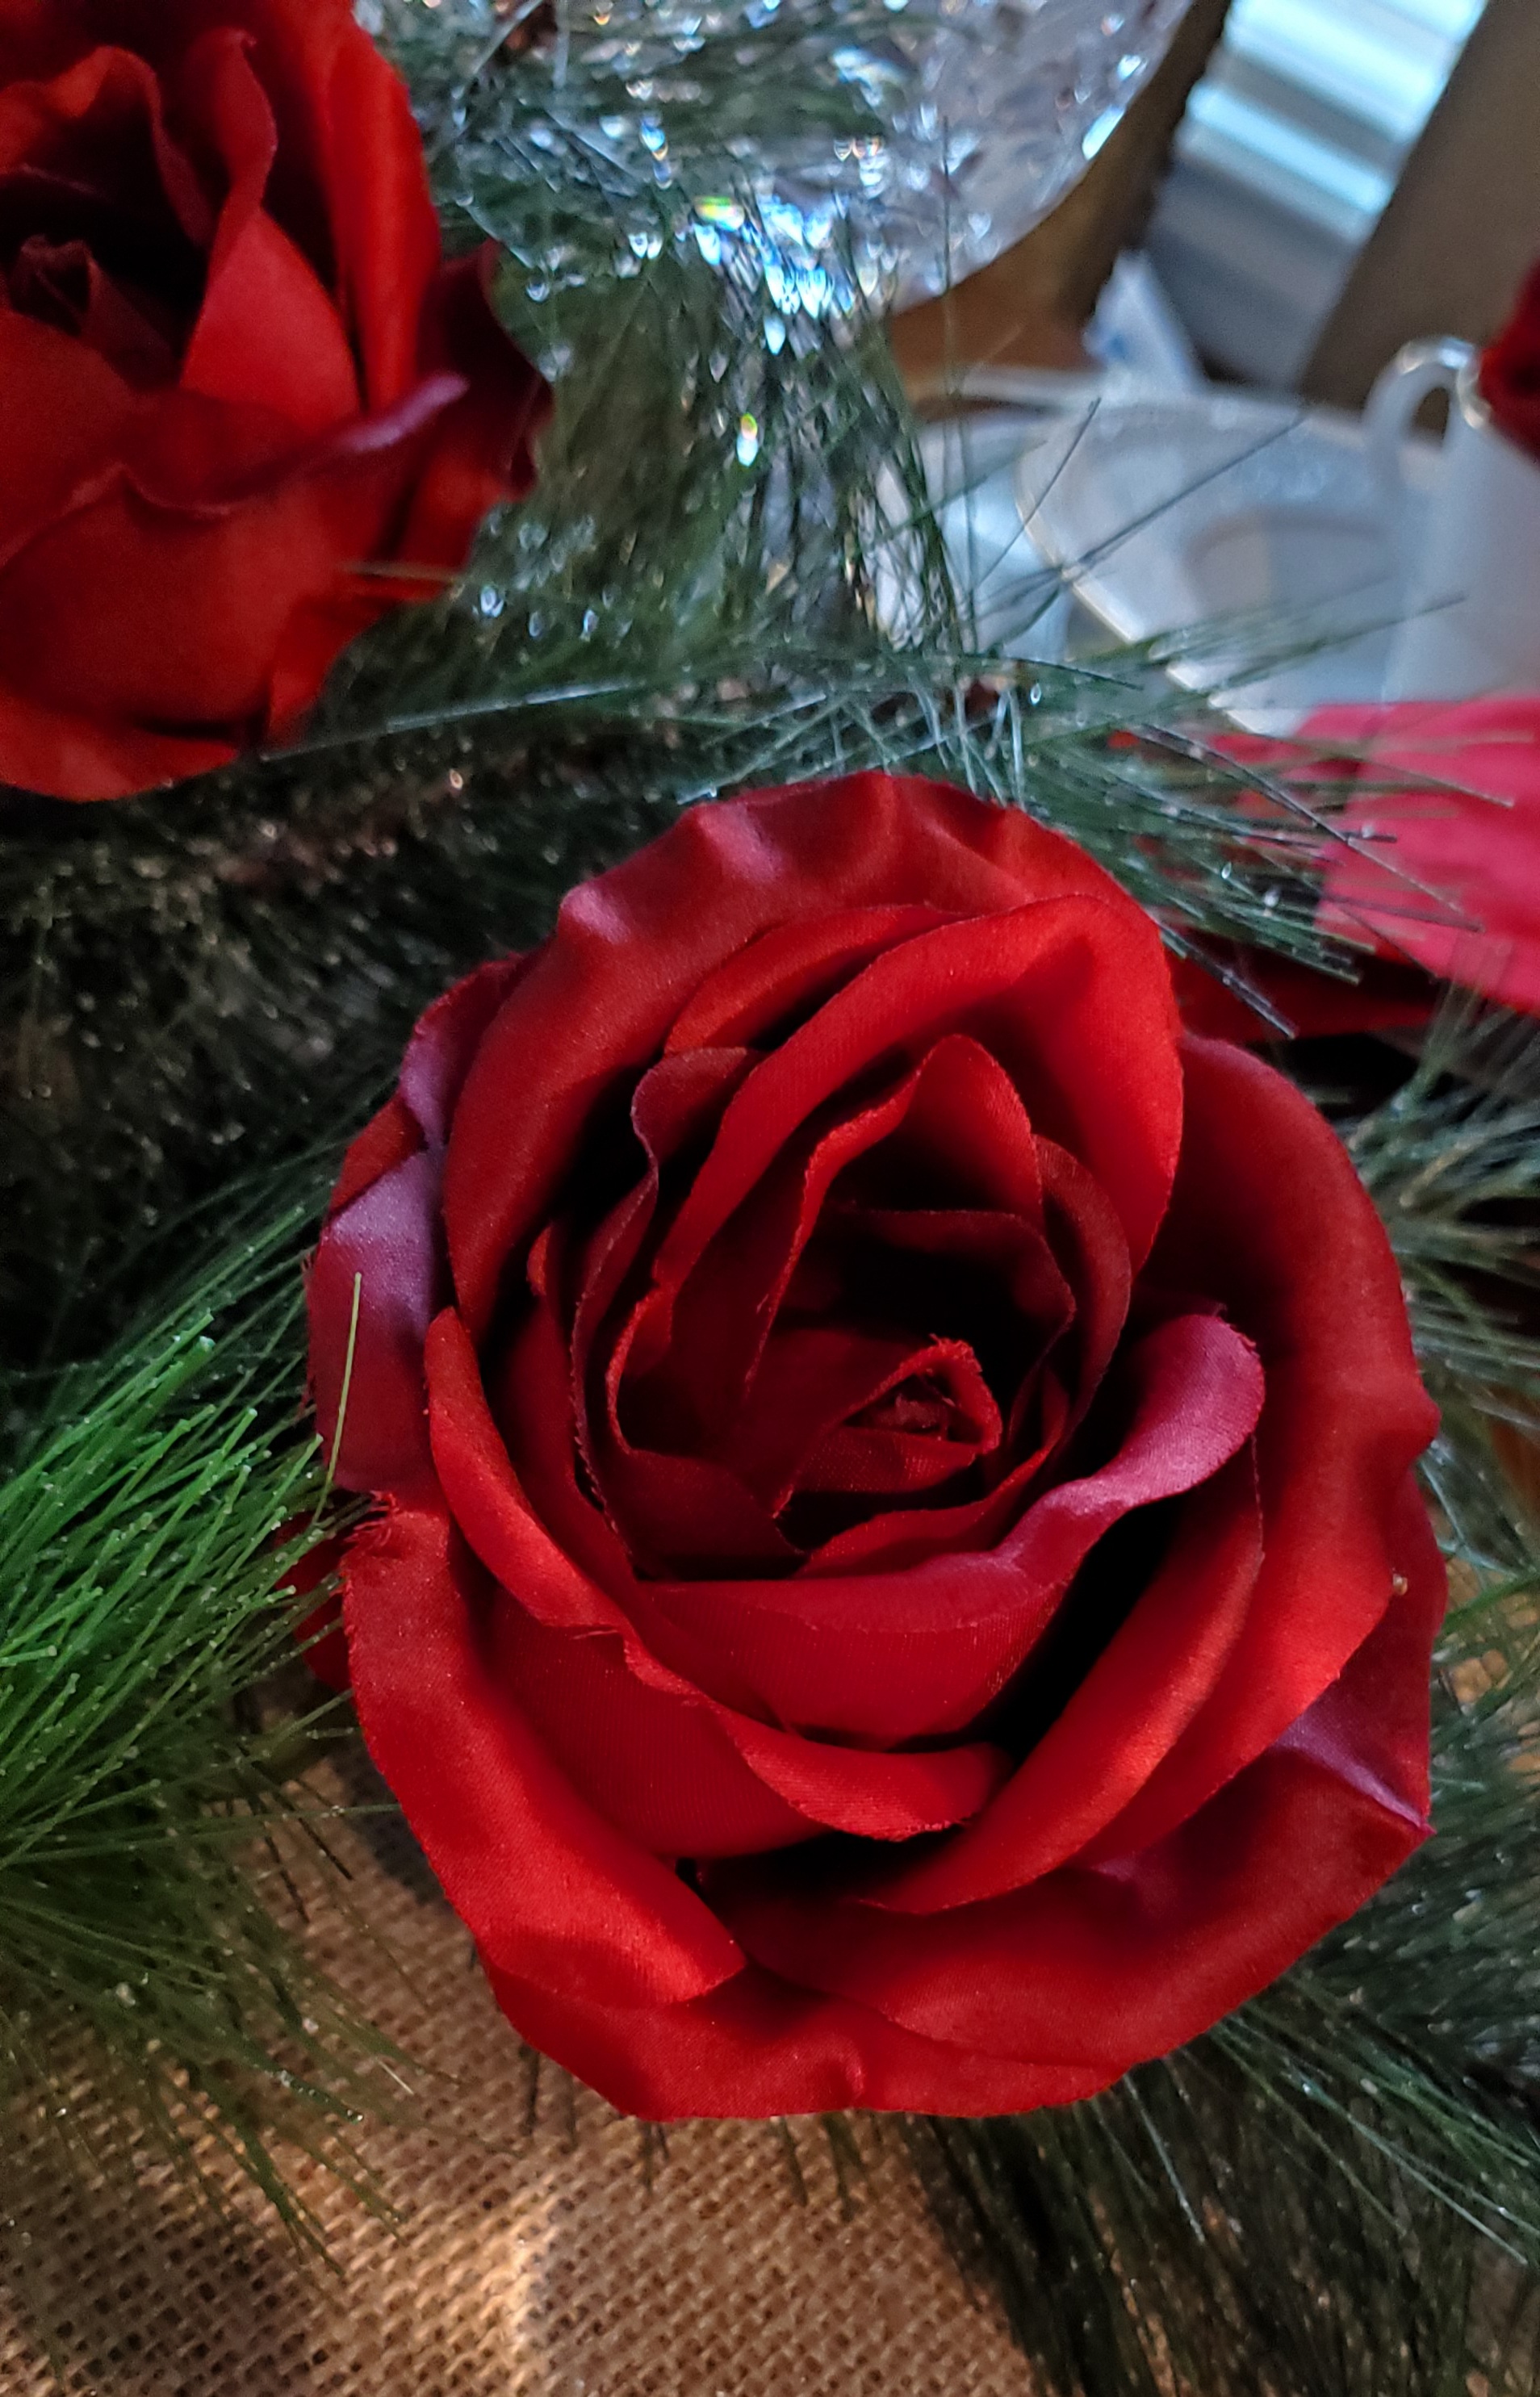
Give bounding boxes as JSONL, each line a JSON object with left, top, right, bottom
{"left": 0, "top": 1805, "right": 1030, "bottom": 2397}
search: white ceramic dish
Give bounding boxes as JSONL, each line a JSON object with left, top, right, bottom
{"left": 1014, "top": 390, "right": 1444, "bottom": 726}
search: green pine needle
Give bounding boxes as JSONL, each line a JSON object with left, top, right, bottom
{"left": 0, "top": 1191, "right": 402, "bottom": 2256}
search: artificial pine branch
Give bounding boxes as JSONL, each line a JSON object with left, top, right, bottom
{"left": 0, "top": 1189, "right": 404, "bottom": 2258}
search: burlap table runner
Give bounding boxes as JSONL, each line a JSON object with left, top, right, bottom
{"left": 0, "top": 1798, "right": 1029, "bottom": 2396}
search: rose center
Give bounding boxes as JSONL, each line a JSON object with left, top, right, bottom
{"left": 0, "top": 97, "right": 206, "bottom": 386}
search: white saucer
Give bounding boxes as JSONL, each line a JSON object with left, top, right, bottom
{"left": 1014, "top": 390, "right": 1444, "bottom": 726}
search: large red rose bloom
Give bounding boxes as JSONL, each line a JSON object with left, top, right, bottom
{"left": 0, "top": 0, "right": 546, "bottom": 801}
{"left": 308, "top": 774, "right": 1443, "bottom": 2119}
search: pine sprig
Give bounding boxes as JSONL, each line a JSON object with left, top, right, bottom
{"left": 0, "top": 1192, "right": 400, "bottom": 2250}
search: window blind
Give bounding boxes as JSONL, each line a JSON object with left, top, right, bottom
{"left": 1146, "top": 0, "right": 1485, "bottom": 384}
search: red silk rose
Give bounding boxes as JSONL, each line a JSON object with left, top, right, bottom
{"left": 0, "top": 0, "right": 546, "bottom": 801}
{"left": 308, "top": 773, "right": 1444, "bottom": 2120}
{"left": 1481, "top": 258, "right": 1540, "bottom": 464}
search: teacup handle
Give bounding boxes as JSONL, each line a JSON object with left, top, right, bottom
{"left": 1362, "top": 335, "right": 1475, "bottom": 499}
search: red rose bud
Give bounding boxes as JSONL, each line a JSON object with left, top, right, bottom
{"left": 1480, "top": 257, "right": 1540, "bottom": 463}
{"left": 307, "top": 773, "right": 1444, "bottom": 2120}
{"left": 0, "top": 0, "right": 548, "bottom": 801}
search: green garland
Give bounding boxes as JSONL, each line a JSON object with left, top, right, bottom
{"left": 4, "top": 3, "right": 1540, "bottom": 2391}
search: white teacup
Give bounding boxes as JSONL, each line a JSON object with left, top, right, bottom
{"left": 1365, "top": 336, "right": 1540, "bottom": 701}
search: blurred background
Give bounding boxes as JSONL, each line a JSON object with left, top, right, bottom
{"left": 893, "top": 0, "right": 1536, "bottom": 402}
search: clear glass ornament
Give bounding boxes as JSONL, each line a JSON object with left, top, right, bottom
{"left": 571, "top": 0, "right": 1191, "bottom": 309}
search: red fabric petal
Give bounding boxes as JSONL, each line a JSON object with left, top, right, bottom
{"left": 443, "top": 775, "right": 1174, "bottom": 1336}
{"left": 582, "top": 1058, "right": 940, "bottom": 1565}
{"left": 499, "top": 1588, "right": 1011, "bottom": 1848}
{"left": 274, "top": 1523, "right": 352, "bottom": 1692}
{"left": 7, "top": 233, "right": 178, "bottom": 386}
{"left": 718, "top": 1326, "right": 1002, "bottom": 1512}
{"left": 310, "top": 956, "right": 526, "bottom": 1497}
{"left": 307, "top": 1149, "right": 442, "bottom": 1500}
{"left": 174, "top": 27, "right": 359, "bottom": 433}
{"left": 1083, "top": 1035, "right": 1441, "bottom": 1859}
{"left": 0, "top": 668, "right": 235, "bottom": 797}
{"left": 0, "top": 374, "right": 465, "bottom": 775}
{"left": 863, "top": 1450, "right": 1262, "bottom": 1911}
{"left": 426, "top": 1308, "right": 1009, "bottom": 1843}
{"left": 713, "top": 1710, "right": 1426, "bottom": 2082}
{"left": 299, "top": 0, "right": 439, "bottom": 411}
{"left": 395, "top": 950, "right": 530, "bottom": 1149}
{"left": 665, "top": 904, "right": 951, "bottom": 1052}
{"left": 641, "top": 902, "right": 1175, "bottom": 1332}
{"left": 397, "top": 247, "right": 549, "bottom": 562}
{"left": 859, "top": 1028, "right": 1048, "bottom": 1215}
{"left": 0, "top": 6, "right": 92, "bottom": 82}
{"left": 598, "top": 1050, "right": 937, "bottom": 1495}
{"left": 488, "top": 1600, "right": 821, "bottom": 1860}
{"left": 483, "top": 1522, "right": 1435, "bottom": 2119}
{"left": 326, "top": 1092, "right": 421, "bottom": 1219}
{"left": 484, "top": 1955, "right": 1109, "bottom": 2121}
{"left": 0, "top": 312, "right": 138, "bottom": 571}
{"left": 0, "top": 40, "right": 212, "bottom": 241}
{"left": 342, "top": 1503, "right": 743, "bottom": 2008}
{"left": 1269, "top": 1471, "right": 1444, "bottom": 1834}
{"left": 642, "top": 1312, "right": 1264, "bottom": 1744}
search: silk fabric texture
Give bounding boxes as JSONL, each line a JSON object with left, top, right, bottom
{"left": 0, "top": 0, "right": 546, "bottom": 800}
{"left": 308, "top": 774, "right": 1444, "bottom": 2119}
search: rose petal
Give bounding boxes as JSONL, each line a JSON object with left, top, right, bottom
{"left": 645, "top": 902, "right": 1176, "bottom": 1339}
{"left": 488, "top": 1600, "right": 821, "bottom": 1859}
{"left": 0, "top": 374, "right": 462, "bottom": 743}
{"left": 864, "top": 1449, "right": 1263, "bottom": 1910}
{"left": 602, "top": 1048, "right": 942, "bottom": 1476}
{"left": 7, "top": 233, "right": 178, "bottom": 385}
{"left": 718, "top": 1325, "right": 1002, "bottom": 1513}
{"left": 0, "top": 41, "right": 212, "bottom": 244}
{"left": 714, "top": 1707, "right": 1428, "bottom": 2078}
{"left": 665, "top": 904, "right": 951, "bottom": 1052}
{"left": 308, "top": 1150, "right": 443, "bottom": 1500}
{"left": 300, "top": 0, "right": 439, "bottom": 410}
{"left": 428, "top": 1308, "right": 1009, "bottom": 1842}
{"left": 327, "top": 1090, "right": 421, "bottom": 1218}
{"left": 0, "top": 667, "right": 236, "bottom": 797}
{"left": 483, "top": 1955, "right": 1108, "bottom": 2121}
{"left": 443, "top": 775, "right": 1174, "bottom": 1336}
{"left": 397, "top": 247, "right": 550, "bottom": 560}
{"left": 175, "top": 27, "right": 359, "bottom": 433}
{"left": 395, "top": 951, "right": 529, "bottom": 1149}
{"left": 310, "top": 955, "right": 528, "bottom": 1496}
{"left": 341, "top": 1503, "right": 744, "bottom": 2008}
{"left": 0, "top": 312, "right": 138, "bottom": 571}
{"left": 1078, "top": 1035, "right": 1441, "bottom": 1859}
{"left": 643, "top": 1312, "right": 1265, "bottom": 1743}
